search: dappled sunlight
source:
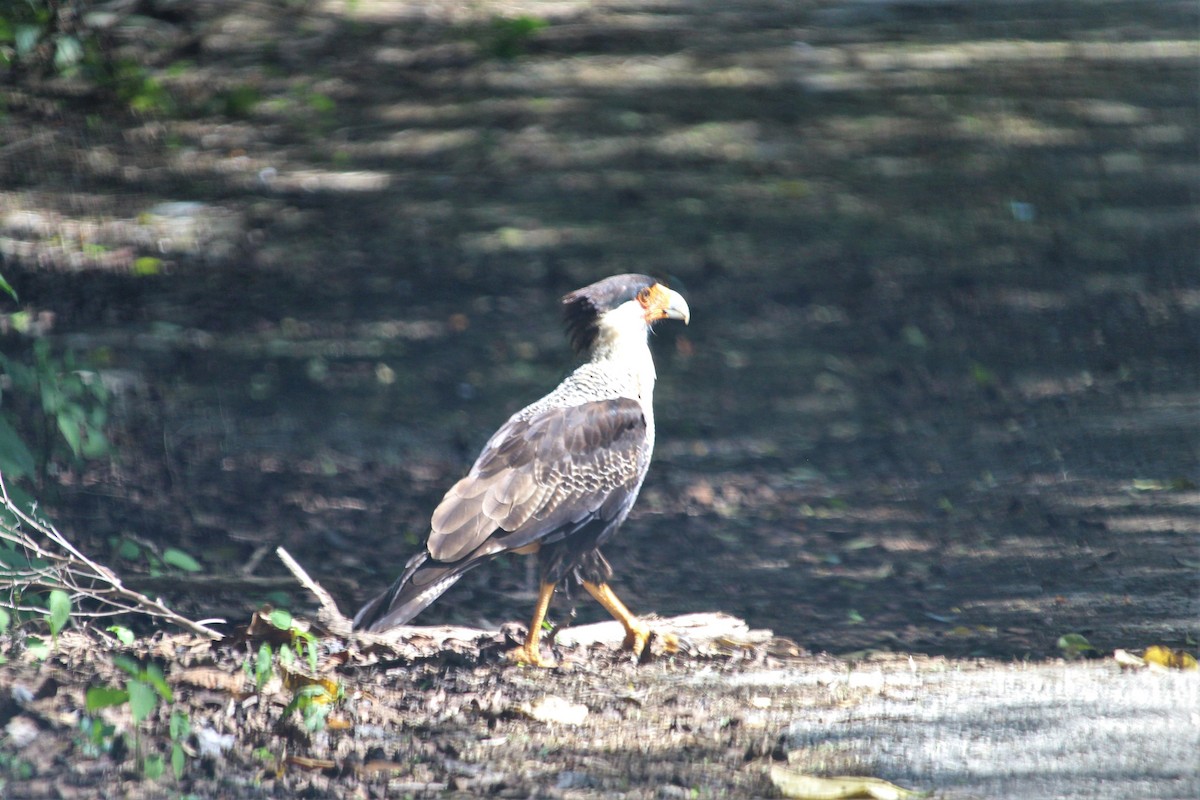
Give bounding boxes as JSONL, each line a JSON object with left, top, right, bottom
{"left": 1, "top": 0, "right": 1195, "bottom": 668}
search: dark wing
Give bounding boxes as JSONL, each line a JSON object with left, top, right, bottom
{"left": 352, "top": 397, "right": 649, "bottom": 633}
{"left": 426, "top": 397, "right": 649, "bottom": 565}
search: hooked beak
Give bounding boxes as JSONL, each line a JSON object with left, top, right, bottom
{"left": 659, "top": 287, "right": 690, "bottom": 325}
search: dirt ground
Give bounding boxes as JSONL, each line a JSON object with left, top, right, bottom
{"left": 1, "top": 0, "right": 1197, "bottom": 797}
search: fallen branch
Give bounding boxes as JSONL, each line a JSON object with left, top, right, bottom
{"left": 275, "top": 547, "right": 791, "bottom": 663}
{"left": 275, "top": 546, "right": 353, "bottom": 637}
{"left": 0, "top": 472, "right": 224, "bottom": 640}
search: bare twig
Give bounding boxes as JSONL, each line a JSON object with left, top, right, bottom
{"left": 275, "top": 546, "right": 353, "bottom": 637}
{"left": 0, "top": 472, "right": 224, "bottom": 639}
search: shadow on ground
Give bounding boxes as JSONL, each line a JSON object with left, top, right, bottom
{"left": 0, "top": 1, "right": 1197, "bottom": 795}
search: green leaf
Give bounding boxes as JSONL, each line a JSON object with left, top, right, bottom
{"left": 25, "top": 636, "right": 50, "bottom": 660}
{"left": 142, "top": 753, "right": 165, "bottom": 780}
{"left": 86, "top": 685, "right": 130, "bottom": 712}
{"left": 162, "top": 548, "right": 201, "bottom": 572}
{"left": 80, "top": 427, "right": 110, "bottom": 459}
{"left": 0, "top": 607, "right": 10, "bottom": 634}
{"left": 970, "top": 362, "right": 996, "bottom": 387}
{"left": 169, "top": 710, "right": 189, "bottom": 741}
{"left": 145, "top": 663, "right": 173, "bottom": 702}
{"left": 56, "top": 413, "right": 83, "bottom": 457}
{"left": 307, "top": 92, "right": 335, "bottom": 114}
{"left": 107, "top": 625, "right": 136, "bottom": 645}
{"left": 48, "top": 589, "right": 71, "bottom": 636}
{"left": 295, "top": 683, "right": 329, "bottom": 700}
{"left": 268, "top": 608, "right": 293, "bottom": 630}
{"left": 1057, "top": 633, "right": 1095, "bottom": 657}
{"left": 278, "top": 643, "right": 295, "bottom": 669}
{"left": 132, "top": 256, "right": 162, "bottom": 276}
{"left": 127, "top": 679, "right": 158, "bottom": 723}
{"left": 0, "top": 415, "right": 36, "bottom": 479}
{"left": 297, "top": 633, "right": 319, "bottom": 672}
{"left": 172, "top": 742, "right": 186, "bottom": 779}
{"left": 117, "top": 539, "right": 141, "bottom": 561}
{"left": 255, "top": 642, "right": 273, "bottom": 689}
{"left": 0, "top": 273, "right": 15, "bottom": 301}
{"left": 113, "top": 654, "right": 142, "bottom": 677}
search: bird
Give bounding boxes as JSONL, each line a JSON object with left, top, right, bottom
{"left": 353, "top": 274, "right": 690, "bottom": 666}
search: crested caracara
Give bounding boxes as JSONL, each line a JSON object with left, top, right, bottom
{"left": 353, "top": 274, "right": 690, "bottom": 666}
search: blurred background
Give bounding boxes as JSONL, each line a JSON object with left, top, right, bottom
{"left": 1, "top": 0, "right": 1196, "bottom": 659}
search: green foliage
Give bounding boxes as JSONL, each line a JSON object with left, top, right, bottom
{"left": 248, "top": 641, "right": 273, "bottom": 691}
{"left": 244, "top": 608, "right": 339, "bottom": 732}
{"left": 1057, "top": 632, "right": 1096, "bottom": 659}
{"left": 24, "top": 635, "right": 50, "bottom": 660}
{"left": 47, "top": 588, "right": 70, "bottom": 637}
{"left": 132, "top": 256, "right": 162, "bottom": 276}
{"left": 0, "top": 2, "right": 178, "bottom": 115}
{"left": 113, "top": 655, "right": 174, "bottom": 708}
{"left": 266, "top": 607, "right": 319, "bottom": 672}
{"left": 0, "top": 415, "right": 36, "bottom": 479}
{"left": 87, "top": 57, "right": 175, "bottom": 116}
{"left": 77, "top": 715, "right": 117, "bottom": 757}
{"left": 142, "top": 752, "right": 165, "bottom": 780}
{"left": 88, "top": 656, "right": 188, "bottom": 780}
{"left": 0, "top": 339, "right": 112, "bottom": 484}
{"left": 109, "top": 537, "right": 203, "bottom": 577}
{"left": 162, "top": 547, "right": 201, "bottom": 573}
{"left": 481, "top": 15, "right": 548, "bottom": 59}
{"left": 0, "top": 588, "right": 71, "bottom": 648}
{"left": 0, "top": 274, "right": 15, "bottom": 301}
{"left": 0, "top": 0, "right": 85, "bottom": 74}
{"left": 107, "top": 624, "right": 135, "bottom": 645}
{"left": 0, "top": 745, "right": 35, "bottom": 784}
{"left": 85, "top": 684, "right": 129, "bottom": 712}
{"left": 217, "top": 84, "right": 262, "bottom": 118}
{"left": 168, "top": 711, "right": 189, "bottom": 779}
{"left": 969, "top": 361, "right": 996, "bottom": 388}
{"left": 283, "top": 683, "right": 334, "bottom": 732}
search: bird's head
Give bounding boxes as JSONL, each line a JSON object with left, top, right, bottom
{"left": 562, "top": 274, "right": 690, "bottom": 355}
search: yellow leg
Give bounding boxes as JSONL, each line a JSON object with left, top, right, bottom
{"left": 507, "top": 581, "right": 557, "bottom": 667}
{"left": 583, "top": 581, "right": 676, "bottom": 657}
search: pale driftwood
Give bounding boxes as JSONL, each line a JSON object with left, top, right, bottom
{"left": 555, "top": 611, "right": 775, "bottom": 649}
{"left": 275, "top": 544, "right": 780, "bottom": 660}
{"left": 349, "top": 611, "right": 780, "bottom": 662}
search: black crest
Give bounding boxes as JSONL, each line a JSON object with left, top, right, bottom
{"left": 562, "top": 274, "right": 656, "bottom": 354}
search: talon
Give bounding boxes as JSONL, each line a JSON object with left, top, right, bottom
{"left": 622, "top": 626, "right": 679, "bottom": 662}
{"left": 506, "top": 643, "right": 556, "bottom": 668}
{"left": 621, "top": 622, "right": 652, "bottom": 655}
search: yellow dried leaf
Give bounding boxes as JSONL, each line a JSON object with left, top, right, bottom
{"left": 326, "top": 715, "right": 353, "bottom": 731}
{"left": 769, "top": 765, "right": 926, "bottom": 800}
{"left": 281, "top": 668, "right": 340, "bottom": 703}
{"left": 1143, "top": 645, "right": 1199, "bottom": 671}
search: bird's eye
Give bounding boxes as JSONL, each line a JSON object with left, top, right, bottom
{"left": 636, "top": 287, "right": 653, "bottom": 306}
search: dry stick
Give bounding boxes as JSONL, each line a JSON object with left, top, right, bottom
{"left": 0, "top": 472, "right": 224, "bottom": 639}
{"left": 275, "top": 546, "right": 353, "bottom": 636}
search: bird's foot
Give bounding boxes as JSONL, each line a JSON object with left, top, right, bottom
{"left": 621, "top": 622, "right": 679, "bottom": 662}
{"left": 506, "top": 643, "right": 556, "bottom": 668}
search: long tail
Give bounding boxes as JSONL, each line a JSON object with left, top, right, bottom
{"left": 352, "top": 550, "right": 478, "bottom": 633}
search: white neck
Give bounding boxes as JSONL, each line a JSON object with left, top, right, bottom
{"left": 589, "top": 300, "right": 657, "bottom": 398}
